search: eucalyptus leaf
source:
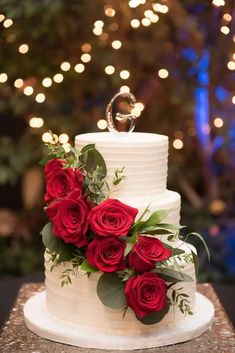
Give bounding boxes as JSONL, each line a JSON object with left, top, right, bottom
{"left": 80, "top": 259, "right": 99, "bottom": 273}
{"left": 81, "top": 146, "right": 107, "bottom": 177}
{"left": 97, "top": 273, "right": 126, "bottom": 309}
{"left": 137, "top": 302, "right": 169, "bottom": 325}
{"left": 155, "top": 268, "right": 193, "bottom": 283}
{"left": 40, "top": 222, "right": 74, "bottom": 262}
{"left": 81, "top": 144, "right": 95, "bottom": 154}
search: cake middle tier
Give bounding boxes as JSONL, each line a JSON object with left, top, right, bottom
{"left": 75, "top": 132, "right": 169, "bottom": 198}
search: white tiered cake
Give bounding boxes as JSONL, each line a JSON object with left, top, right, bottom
{"left": 45, "top": 132, "right": 195, "bottom": 331}
{"left": 24, "top": 131, "right": 214, "bottom": 350}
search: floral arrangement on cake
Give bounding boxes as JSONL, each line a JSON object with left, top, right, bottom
{"left": 40, "top": 131, "right": 209, "bottom": 325}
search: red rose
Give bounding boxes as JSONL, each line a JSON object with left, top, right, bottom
{"left": 88, "top": 199, "right": 138, "bottom": 237}
{"left": 129, "top": 235, "right": 171, "bottom": 273}
{"left": 86, "top": 236, "right": 126, "bottom": 272}
{"left": 46, "top": 189, "right": 88, "bottom": 247}
{"left": 44, "top": 158, "right": 83, "bottom": 204}
{"left": 125, "top": 272, "right": 167, "bottom": 318}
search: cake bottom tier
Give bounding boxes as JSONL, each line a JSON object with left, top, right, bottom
{"left": 45, "top": 256, "right": 196, "bottom": 335}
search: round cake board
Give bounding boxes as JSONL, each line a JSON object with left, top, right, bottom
{"left": 23, "top": 291, "right": 214, "bottom": 350}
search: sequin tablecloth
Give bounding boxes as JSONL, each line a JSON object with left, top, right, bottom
{"left": 0, "top": 283, "right": 234, "bottom": 353}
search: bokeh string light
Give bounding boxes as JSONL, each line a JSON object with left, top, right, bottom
{"left": 0, "top": 2, "right": 175, "bottom": 136}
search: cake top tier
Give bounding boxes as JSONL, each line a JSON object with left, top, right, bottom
{"left": 75, "top": 132, "right": 169, "bottom": 199}
{"left": 75, "top": 132, "right": 168, "bottom": 146}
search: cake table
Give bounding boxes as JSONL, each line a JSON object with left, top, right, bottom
{"left": 0, "top": 283, "right": 234, "bottom": 353}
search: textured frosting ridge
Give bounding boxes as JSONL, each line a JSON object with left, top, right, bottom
{"left": 75, "top": 132, "right": 181, "bottom": 224}
{"left": 45, "top": 256, "right": 196, "bottom": 334}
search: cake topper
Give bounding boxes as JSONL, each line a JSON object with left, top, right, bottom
{"left": 105, "top": 91, "right": 138, "bottom": 133}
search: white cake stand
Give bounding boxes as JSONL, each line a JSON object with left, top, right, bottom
{"left": 23, "top": 291, "right": 214, "bottom": 350}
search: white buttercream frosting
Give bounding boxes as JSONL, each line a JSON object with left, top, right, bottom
{"left": 45, "top": 256, "right": 196, "bottom": 334}
{"left": 75, "top": 132, "right": 169, "bottom": 198}
{"left": 44, "top": 131, "right": 196, "bottom": 335}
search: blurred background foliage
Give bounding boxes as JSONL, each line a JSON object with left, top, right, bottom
{"left": 0, "top": 0, "right": 234, "bottom": 281}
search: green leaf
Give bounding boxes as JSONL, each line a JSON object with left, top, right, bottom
{"left": 144, "top": 209, "right": 172, "bottom": 227}
{"left": 135, "top": 204, "right": 151, "bottom": 223}
{"left": 113, "top": 177, "right": 123, "bottom": 185}
{"left": 186, "top": 232, "right": 210, "bottom": 261}
{"left": 124, "top": 242, "right": 133, "bottom": 257}
{"left": 137, "top": 302, "right": 169, "bottom": 325}
{"left": 155, "top": 268, "right": 193, "bottom": 283}
{"left": 191, "top": 249, "right": 199, "bottom": 276}
{"left": 97, "top": 273, "right": 126, "bottom": 309}
{"left": 162, "top": 243, "right": 185, "bottom": 256}
{"left": 81, "top": 143, "right": 95, "bottom": 154}
{"left": 40, "top": 222, "right": 74, "bottom": 262}
{"left": 80, "top": 259, "right": 99, "bottom": 273}
{"left": 158, "top": 223, "right": 185, "bottom": 231}
{"left": 39, "top": 154, "right": 57, "bottom": 166}
{"left": 141, "top": 226, "right": 175, "bottom": 235}
{"left": 81, "top": 146, "right": 107, "bottom": 177}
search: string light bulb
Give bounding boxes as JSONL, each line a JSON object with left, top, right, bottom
{"left": 94, "top": 20, "right": 104, "bottom": 28}
{"left": 93, "top": 27, "right": 103, "bottom": 36}
{"left": 144, "top": 10, "right": 154, "bottom": 18}
{"left": 97, "top": 119, "right": 108, "bottom": 130}
{"left": 74, "top": 63, "right": 85, "bottom": 73}
{"left": 212, "top": 0, "right": 225, "bottom": 6}
{"left": 42, "top": 77, "right": 52, "bottom": 87}
{"left": 81, "top": 43, "right": 92, "bottom": 52}
{"left": 223, "top": 14, "right": 232, "bottom": 22}
{"left": 35, "top": 93, "right": 46, "bottom": 103}
{"left": 131, "top": 19, "right": 140, "bottom": 28}
{"left": 23, "top": 86, "right": 34, "bottom": 95}
{"left": 53, "top": 73, "right": 64, "bottom": 83}
{"left": 142, "top": 18, "right": 151, "bottom": 27}
{"left": 120, "top": 70, "right": 130, "bottom": 79}
{"left": 105, "top": 65, "right": 115, "bottom": 75}
{"left": 42, "top": 132, "right": 53, "bottom": 143}
{"left": 112, "top": 40, "right": 122, "bottom": 49}
{"left": 135, "top": 102, "right": 145, "bottom": 111}
{"left": 59, "top": 133, "right": 69, "bottom": 144}
{"left": 158, "top": 69, "right": 169, "bottom": 79}
{"left": 104, "top": 7, "right": 115, "bottom": 17}
{"left": 0, "top": 14, "right": 5, "bottom": 22}
{"left": 3, "top": 19, "right": 13, "bottom": 28}
{"left": 227, "top": 61, "right": 235, "bottom": 70}
{"left": 120, "top": 85, "right": 130, "bottom": 93}
{"left": 232, "top": 96, "right": 235, "bottom": 104}
{"left": 173, "top": 139, "right": 183, "bottom": 149}
{"left": 152, "top": 3, "right": 169, "bottom": 13}
{"left": 0, "top": 73, "right": 8, "bottom": 83}
{"left": 81, "top": 53, "right": 91, "bottom": 63}
{"left": 60, "top": 61, "right": 71, "bottom": 71}
{"left": 29, "top": 117, "right": 44, "bottom": 128}
{"left": 18, "top": 44, "right": 29, "bottom": 54}
{"left": 220, "top": 26, "right": 230, "bottom": 34}
{"left": 213, "top": 117, "right": 223, "bottom": 128}
{"left": 14, "top": 78, "right": 24, "bottom": 88}
{"left": 129, "top": 0, "right": 140, "bottom": 8}
{"left": 150, "top": 14, "right": 159, "bottom": 23}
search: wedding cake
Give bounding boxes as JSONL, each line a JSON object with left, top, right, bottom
{"left": 23, "top": 92, "right": 214, "bottom": 350}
